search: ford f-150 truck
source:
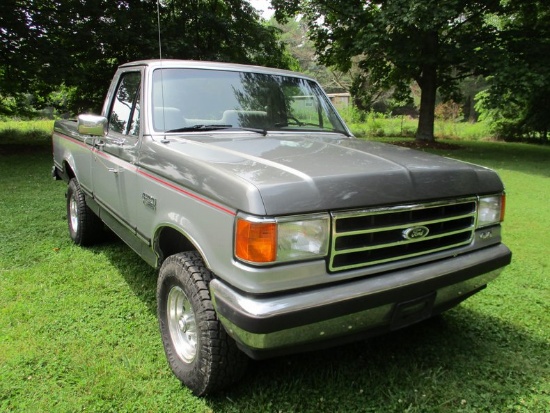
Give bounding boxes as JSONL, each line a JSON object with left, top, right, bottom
{"left": 52, "top": 60, "right": 511, "bottom": 395}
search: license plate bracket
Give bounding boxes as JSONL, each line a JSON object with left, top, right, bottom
{"left": 390, "top": 292, "right": 436, "bottom": 331}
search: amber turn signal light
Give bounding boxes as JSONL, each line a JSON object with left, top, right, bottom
{"left": 235, "top": 219, "right": 277, "bottom": 263}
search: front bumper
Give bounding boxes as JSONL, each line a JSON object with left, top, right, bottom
{"left": 210, "top": 244, "right": 511, "bottom": 359}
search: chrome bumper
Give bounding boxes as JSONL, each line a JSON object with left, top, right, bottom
{"left": 210, "top": 244, "right": 511, "bottom": 359}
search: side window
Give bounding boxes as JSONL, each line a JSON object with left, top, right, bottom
{"left": 108, "top": 72, "right": 141, "bottom": 136}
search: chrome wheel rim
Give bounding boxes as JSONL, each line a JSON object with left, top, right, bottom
{"left": 167, "top": 286, "right": 197, "bottom": 363}
{"left": 69, "top": 195, "right": 79, "bottom": 232}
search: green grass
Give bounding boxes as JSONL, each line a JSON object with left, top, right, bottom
{"left": 0, "top": 120, "right": 54, "bottom": 146}
{"left": 340, "top": 111, "right": 493, "bottom": 141}
{"left": 1, "top": 127, "right": 548, "bottom": 412}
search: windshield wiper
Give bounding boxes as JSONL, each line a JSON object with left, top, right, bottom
{"left": 227, "top": 127, "right": 267, "bottom": 136}
{"left": 165, "top": 124, "right": 232, "bottom": 133}
{"left": 166, "top": 124, "right": 267, "bottom": 136}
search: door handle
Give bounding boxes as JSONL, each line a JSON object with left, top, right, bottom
{"left": 112, "top": 138, "right": 126, "bottom": 146}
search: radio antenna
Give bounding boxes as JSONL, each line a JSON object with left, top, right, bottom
{"left": 156, "top": 0, "right": 167, "bottom": 132}
{"left": 156, "top": 0, "right": 163, "bottom": 60}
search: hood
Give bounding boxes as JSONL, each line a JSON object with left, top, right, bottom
{"left": 141, "top": 133, "right": 504, "bottom": 216}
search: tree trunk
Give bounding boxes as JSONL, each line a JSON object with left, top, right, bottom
{"left": 416, "top": 72, "right": 437, "bottom": 141}
{"left": 415, "top": 31, "right": 438, "bottom": 142}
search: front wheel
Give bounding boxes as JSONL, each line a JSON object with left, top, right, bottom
{"left": 157, "top": 252, "right": 248, "bottom": 395}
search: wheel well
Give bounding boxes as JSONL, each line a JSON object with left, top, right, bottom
{"left": 63, "top": 161, "right": 75, "bottom": 181}
{"left": 156, "top": 227, "right": 197, "bottom": 265}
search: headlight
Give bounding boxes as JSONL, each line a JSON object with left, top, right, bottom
{"left": 477, "top": 194, "right": 505, "bottom": 228}
{"left": 235, "top": 214, "right": 330, "bottom": 265}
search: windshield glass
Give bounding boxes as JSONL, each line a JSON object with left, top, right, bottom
{"left": 152, "top": 68, "right": 348, "bottom": 134}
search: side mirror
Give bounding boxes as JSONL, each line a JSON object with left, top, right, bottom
{"left": 77, "top": 114, "right": 107, "bottom": 136}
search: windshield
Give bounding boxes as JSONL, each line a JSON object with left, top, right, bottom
{"left": 152, "top": 68, "right": 348, "bottom": 135}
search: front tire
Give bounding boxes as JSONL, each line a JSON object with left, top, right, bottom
{"left": 157, "top": 252, "right": 248, "bottom": 395}
{"left": 66, "top": 178, "right": 102, "bottom": 246}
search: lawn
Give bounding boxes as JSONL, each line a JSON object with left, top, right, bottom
{"left": 0, "top": 124, "right": 548, "bottom": 412}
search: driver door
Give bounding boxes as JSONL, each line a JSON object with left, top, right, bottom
{"left": 92, "top": 70, "right": 141, "bottom": 230}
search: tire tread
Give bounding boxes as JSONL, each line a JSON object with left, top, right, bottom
{"left": 157, "top": 251, "right": 247, "bottom": 395}
{"left": 67, "top": 178, "right": 102, "bottom": 246}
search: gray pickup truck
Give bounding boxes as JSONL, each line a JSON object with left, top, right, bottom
{"left": 52, "top": 60, "right": 511, "bottom": 395}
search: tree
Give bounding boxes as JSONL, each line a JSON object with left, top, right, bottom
{"left": 475, "top": 1, "right": 550, "bottom": 142}
{"left": 1, "top": 0, "right": 160, "bottom": 114}
{"left": 268, "top": 17, "right": 392, "bottom": 112}
{"left": 272, "top": 0, "right": 511, "bottom": 142}
{"left": 0, "top": 0, "right": 69, "bottom": 115}
{"left": 159, "top": 0, "right": 293, "bottom": 67}
{"left": 268, "top": 17, "right": 346, "bottom": 91}
{"left": 0, "top": 0, "right": 292, "bottom": 115}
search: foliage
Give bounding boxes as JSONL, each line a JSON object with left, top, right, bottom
{"left": 458, "top": 76, "right": 487, "bottom": 122}
{"left": 272, "top": 0, "right": 510, "bottom": 142}
{"left": 0, "top": 119, "right": 53, "bottom": 145}
{"left": 475, "top": 1, "right": 550, "bottom": 142}
{"left": 1, "top": 127, "right": 549, "bottom": 411}
{"left": 434, "top": 101, "right": 463, "bottom": 122}
{"left": 271, "top": 0, "right": 550, "bottom": 144}
{"left": 267, "top": 17, "right": 390, "bottom": 113}
{"left": 0, "top": 0, "right": 292, "bottom": 115}
{"left": 159, "top": 0, "right": 293, "bottom": 68}
{"left": 267, "top": 16, "right": 356, "bottom": 99}
{"left": 340, "top": 113, "right": 491, "bottom": 141}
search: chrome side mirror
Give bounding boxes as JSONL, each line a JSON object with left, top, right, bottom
{"left": 77, "top": 114, "right": 107, "bottom": 136}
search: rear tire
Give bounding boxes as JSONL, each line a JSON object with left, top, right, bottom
{"left": 157, "top": 251, "right": 248, "bottom": 395}
{"left": 66, "top": 178, "right": 102, "bottom": 246}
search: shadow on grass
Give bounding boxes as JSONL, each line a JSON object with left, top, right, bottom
{"left": 207, "top": 309, "right": 547, "bottom": 411}
{"left": 371, "top": 137, "right": 550, "bottom": 179}
{"left": 90, "top": 236, "right": 158, "bottom": 314}
{"left": 92, "top": 237, "right": 547, "bottom": 411}
{"left": 410, "top": 139, "right": 550, "bottom": 178}
{"left": 0, "top": 129, "right": 52, "bottom": 154}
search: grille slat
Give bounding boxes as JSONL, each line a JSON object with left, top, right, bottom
{"left": 335, "top": 227, "right": 474, "bottom": 254}
{"left": 336, "top": 212, "right": 476, "bottom": 237}
{"left": 329, "top": 198, "right": 477, "bottom": 272}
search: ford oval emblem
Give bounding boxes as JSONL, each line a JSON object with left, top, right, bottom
{"left": 402, "top": 226, "right": 430, "bottom": 240}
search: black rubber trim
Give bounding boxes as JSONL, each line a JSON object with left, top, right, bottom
{"left": 214, "top": 246, "right": 512, "bottom": 335}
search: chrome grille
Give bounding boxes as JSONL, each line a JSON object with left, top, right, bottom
{"left": 329, "top": 198, "right": 477, "bottom": 272}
